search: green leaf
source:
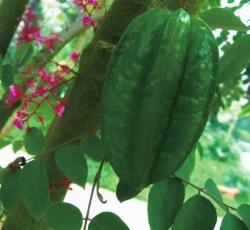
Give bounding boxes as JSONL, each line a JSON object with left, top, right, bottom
{"left": 116, "top": 180, "right": 142, "bottom": 202}
{"left": 148, "top": 177, "right": 185, "bottom": 230}
{"left": 55, "top": 145, "right": 87, "bottom": 187}
{"left": 238, "top": 204, "right": 250, "bottom": 228}
{"left": 42, "top": 202, "right": 83, "bottom": 230}
{"left": 24, "top": 127, "right": 45, "bottom": 155}
{"left": 200, "top": 8, "right": 248, "bottom": 31}
{"left": 205, "top": 178, "right": 223, "bottom": 201}
{"left": 0, "top": 64, "right": 14, "bottom": 89}
{"left": 175, "top": 149, "right": 195, "bottom": 181}
{"left": 20, "top": 160, "right": 49, "bottom": 218}
{"left": 12, "top": 140, "right": 23, "bottom": 153}
{"left": 171, "top": 195, "right": 217, "bottom": 230}
{"left": 220, "top": 213, "right": 247, "bottom": 230}
{"left": 1, "top": 171, "right": 21, "bottom": 210}
{"left": 89, "top": 212, "right": 129, "bottom": 230}
{"left": 80, "top": 135, "right": 104, "bottom": 162}
{"left": 219, "top": 35, "right": 250, "bottom": 84}
{"left": 14, "top": 43, "right": 33, "bottom": 68}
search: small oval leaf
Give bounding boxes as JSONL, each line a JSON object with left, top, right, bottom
{"left": 89, "top": 212, "right": 129, "bottom": 230}
{"left": 42, "top": 202, "right": 83, "bottom": 230}
{"left": 24, "top": 127, "right": 45, "bottom": 155}
{"left": 116, "top": 180, "right": 142, "bottom": 202}
{"left": 171, "top": 195, "right": 217, "bottom": 230}
{"left": 148, "top": 177, "right": 185, "bottom": 230}
{"left": 55, "top": 145, "right": 87, "bottom": 187}
{"left": 205, "top": 178, "right": 223, "bottom": 201}
{"left": 238, "top": 204, "right": 250, "bottom": 228}
{"left": 220, "top": 212, "right": 247, "bottom": 230}
{"left": 20, "top": 160, "right": 49, "bottom": 218}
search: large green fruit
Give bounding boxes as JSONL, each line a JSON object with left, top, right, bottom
{"left": 101, "top": 8, "right": 218, "bottom": 189}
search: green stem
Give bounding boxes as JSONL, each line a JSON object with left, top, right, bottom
{"left": 174, "top": 175, "right": 237, "bottom": 212}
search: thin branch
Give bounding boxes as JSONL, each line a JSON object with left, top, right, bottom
{"left": 83, "top": 157, "right": 106, "bottom": 230}
{"left": 174, "top": 175, "right": 238, "bottom": 212}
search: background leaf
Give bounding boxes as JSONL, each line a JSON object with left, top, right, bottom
{"left": 89, "top": 212, "right": 129, "bottom": 230}
{"left": 218, "top": 35, "right": 250, "bottom": 84}
{"left": 14, "top": 43, "right": 33, "bottom": 68}
{"left": 238, "top": 204, "right": 250, "bottom": 228}
{"left": 55, "top": 145, "right": 87, "bottom": 187}
{"left": 20, "top": 160, "right": 49, "bottom": 218}
{"left": 200, "top": 8, "right": 248, "bottom": 31}
{"left": 24, "top": 127, "right": 45, "bottom": 155}
{"left": 148, "top": 177, "right": 185, "bottom": 230}
{"left": 220, "top": 212, "right": 247, "bottom": 230}
{"left": 171, "top": 195, "right": 217, "bottom": 230}
{"left": 42, "top": 202, "right": 83, "bottom": 230}
{"left": 205, "top": 178, "right": 223, "bottom": 201}
{"left": 175, "top": 150, "right": 196, "bottom": 181}
{"left": 80, "top": 135, "right": 104, "bottom": 162}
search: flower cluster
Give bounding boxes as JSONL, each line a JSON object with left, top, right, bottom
{"left": 73, "top": 0, "right": 101, "bottom": 28}
{"left": 17, "top": 6, "right": 60, "bottom": 49}
{"left": 5, "top": 52, "right": 79, "bottom": 130}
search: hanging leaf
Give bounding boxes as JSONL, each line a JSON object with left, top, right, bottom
{"left": 14, "top": 43, "right": 33, "bottom": 68}
{"left": 171, "top": 195, "right": 217, "bottom": 230}
{"left": 55, "top": 145, "right": 87, "bottom": 187}
{"left": 1, "top": 171, "right": 21, "bottom": 210}
{"left": 220, "top": 213, "right": 247, "bottom": 230}
{"left": 148, "top": 177, "right": 185, "bottom": 230}
{"left": 219, "top": 35, "right": 250, "bottom": 84}
{"left": 116, "top": 180, "right": 142, "bottom": 202}
{"left": 24, "top": 127, "right": 45, "bottom": 155}
{"left": 89, "top": 212, "right": 129, "bottom": 230}
{"left": 19, "top": 160, "right": 49, "bottom": 218}
{"left": 175, "top": 149, "right": 196, "bottom": 181}
{"left": 204, "top": 178, "right": 223, "bottom": 201}
{"left": 80, "top": 135, "right": 104, "bottom": 162}
{"left": 238, "top": 204, "right": 250, "bottom": 228}
{"left": 200, "top": 8, "right": 248, "bottom": 31}
{"left": 0, "top": 64, "right": 14, "bottom": 89}
{"left": 42, "top": 202, "right": 83, "bottom": 230}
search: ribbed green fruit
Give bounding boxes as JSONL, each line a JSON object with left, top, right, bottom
{"left": 101, "top": 8, "right": 219, "bottom": 189}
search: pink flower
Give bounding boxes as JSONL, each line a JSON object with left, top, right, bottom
{"left": 13, "top": 118, "right": 24, "bottom": 130}
{"left": 82, "top": 15, "right": 93, "bottom": 26}
{"left": 39, "top": 68, "right": 51, "bottom": 81}
{"left": 5, "top": 84, "right": 23, "bottom": 107}
{"left": 17, "top": 25, "right": 41, "bottom": 44}
{"left": 38, "top": 115, "right": 45, "bottom": 125}
{"left": 73, "top": 0, "right": 82, "bottom": 6}
{"left": 54, "top": 100, "right": 69, "bottom": 118}
{"left": 32, "top": 86, "right": 48, "bottom": 96}
{"left": 16, "top": 112, "right": 28, "bottom": 119}
{"left": 70, "top": 51, "right": 80, "bottom": 61}
{"left": 24, "top": 6, "right": 37, "bottom": 21}
{"left": 37, "top": 33, "right": 59, "bottom": 49}
{"left": 26, "top": 79, "right": 35, "bottom": 89}
{"left": 87, "top": 0, "right": 96, "bottom": 5}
